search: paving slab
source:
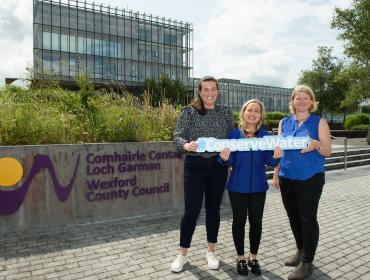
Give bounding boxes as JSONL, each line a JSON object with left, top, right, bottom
{"left": 1, "top": 165, "right": 370, "bottom": 280}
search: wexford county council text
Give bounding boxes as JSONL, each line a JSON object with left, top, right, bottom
{"left": 85, "top": 150, "right": 182, "bottom": 202}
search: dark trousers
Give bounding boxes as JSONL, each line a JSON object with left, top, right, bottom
{"left": 180, "top": 156, "right": 228, "bottom": 248}
{"left": 280, "top": 173, "right": 324, "bottom": 263}
{"left": 228, "top": 191, "right": 266, "bottom": 256}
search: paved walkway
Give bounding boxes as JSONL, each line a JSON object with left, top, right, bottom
{"left": 1, "top": 163, "right": 369, "bottom": 280}
{"left": 331, "top": 137, "right": 369, "bottom": 151}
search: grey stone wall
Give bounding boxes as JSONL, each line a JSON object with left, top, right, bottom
{"left": 0, "top": 142, "right": 184, "bottom": 233}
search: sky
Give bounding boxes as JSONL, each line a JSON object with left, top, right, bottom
{"left": 0, "top": 0, "right": 352, "bottom": 88}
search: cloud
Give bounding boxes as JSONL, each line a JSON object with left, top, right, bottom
{"left": 194, "top": 0, "right": 352, "bottom": 87}
{"left": 0, "top": 1, "right": 33, "bottom": 84}
{"left": 0, "top": 0, "right": 352, "bottom": 88}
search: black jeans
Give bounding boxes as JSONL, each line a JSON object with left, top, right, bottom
{"left": 228, "top": 191, "right": 266, "bottom": 256}
{"left": 180, "top": 155, "right": 228, "bottom": 248}
{"left": 280, "top": 173, "right": 324, "bottom": 263}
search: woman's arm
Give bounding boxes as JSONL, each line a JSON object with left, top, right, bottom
{"left": 301, "top": 118, "right": 332, "bottom": 157}
{"left": 173, "top": 109, "right": 191, "bottom": 152}
{"left": 272, "top": 120, "right": 283, "bottom": 190}
{"left": 317, "top": 118, "right": 332, "bottom": 157}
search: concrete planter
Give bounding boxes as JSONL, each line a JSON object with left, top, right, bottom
{"left": 0, "top": 142, "right": 184, "bottom": 234}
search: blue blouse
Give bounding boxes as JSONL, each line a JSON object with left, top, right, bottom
{"left": 279, "top": 114, "right": 325, "bottom": 180}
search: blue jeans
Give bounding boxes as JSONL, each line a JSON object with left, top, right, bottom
{"left": 280, "top": 173, "right": 324, "bottom": 262}
{"left": 180, "top": 155, "right": 228, "bottom": 248}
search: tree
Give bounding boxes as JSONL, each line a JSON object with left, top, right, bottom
{"left": 331, "top": 0, "right": 370, "bottom": 142}
{"left": 298, "top": 46, "right": 347, "bottom": 120}
{"left": 143, "top": 75, "right": 189, "bottom": 106}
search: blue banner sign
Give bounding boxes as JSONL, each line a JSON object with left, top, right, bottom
{"left": 196, "top": 136, "right": 310, "bottom": 152}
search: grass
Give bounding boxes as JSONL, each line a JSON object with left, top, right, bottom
{"left": 0, "top": 85, "right": 180, "bottom": 145}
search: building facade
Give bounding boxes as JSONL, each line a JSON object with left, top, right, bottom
{"left": 193, "top": 78, "right": 292, "bottom": 113}
{"left": 33, "top": 0, "right": 193, "bottom": 90}
{"left": 33, "top": 0, "right": 291, "bottom": 112}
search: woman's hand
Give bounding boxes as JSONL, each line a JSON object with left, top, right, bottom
{"left": 272, "top": 165, "right": 280, "bottom": 190}
{"left": 220, "top": 148, "right": 231, "bottom": 161}
{"left": 301, "top": 139, "right": 320, "bottom": 154}
{"left": 183, "top": 141, "right": 198, "bottom": 152}
{"left": 271, "top": 175, "right": 280, "bottom": 190}
{"left": 273, "top": 146, "right": 283, "bottom": 159}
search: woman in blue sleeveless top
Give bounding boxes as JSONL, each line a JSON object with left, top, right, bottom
{"left": 272, "top": 85, "right": 331, "bottom": 280}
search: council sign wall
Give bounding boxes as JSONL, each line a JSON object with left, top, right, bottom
{"left": 0, "top": 142, "right": 184, "bottom": 234}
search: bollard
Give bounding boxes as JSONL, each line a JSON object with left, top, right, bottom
{"left": 344, "top": 137, "right": 347, "bottom": 170}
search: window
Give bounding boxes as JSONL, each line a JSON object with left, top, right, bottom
{"left": 110, "top": 41, "right": 116, "bottom": 57}
{"left": 164, "top": 32, "right": 177, "bottom": 45}
{"left": 164, "top": 52, "right": 171, "bottom": 64}
{"left": 43, "top": 52, "right": 51, "bottom": 71}
{"left": 61, "top": 34, "right": 68, "bottom": 52}
{"left": 61, "top": 53, "right": 69, "bottom": 76}
{"left": 78, "top": 36, "right": 85, "bottom": 54}
{"left": 152, "top": 50, "right": 159, "bottom": 62}
{"left": 117, "top": 42, "right": 122, "bottom": 58}
{"left": 103, "top": 60, "right": 110, "bottom": 79}
{"left": 70, "top": 35, "right": 76, "bottom": 53}
{"left": 51, "top": 33, "right": 59, "bottom": 51}
{"left": 94, "top": 58, "right": 102, "bottom": 78}
{"left": 139, "top": 48, "right": 145, "bottom": 61}
{"left": 86, "top": 38, "right": 92, "bottom": 55}
{"left": 131, "top": 65, "right": 137, "bottom": 81}
{"left": 43, "top": 32, "right": 51, "bottom": 50}
{"left": 70, "top": 54, "right": 77, "bottom": 76}
{"left": 94, "top": 39, "right": 101, "bottom": 56}
{"left": 51, "top": 55, "right": 60, "bottom": 74}
{"left": 102, "top": 40, "right": 108, "bottom": 56}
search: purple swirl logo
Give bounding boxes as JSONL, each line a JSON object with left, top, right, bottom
{"left": 0, "top": 154, "right": 80, "bottom": 215}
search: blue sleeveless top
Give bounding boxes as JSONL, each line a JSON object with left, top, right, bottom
{"left": 279, "top": 114, "right": 325, "bottom": 180}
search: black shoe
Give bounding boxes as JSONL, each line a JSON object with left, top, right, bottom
{"left": 236, "top": 259, "right": 248, "bottom": 276}
{"left": 248, "top": 259, "right": 261, "bottom": 275}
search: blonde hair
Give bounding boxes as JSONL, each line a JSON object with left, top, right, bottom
{"left": 289, "top": 85, "right": 318, "bottom": 114}
{"left": 239, "top": 99, "right": 265, "bottom": 131}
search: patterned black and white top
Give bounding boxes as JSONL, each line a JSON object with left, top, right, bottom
{"left": 173, "top": 105, "right": 234, "bottom": 158}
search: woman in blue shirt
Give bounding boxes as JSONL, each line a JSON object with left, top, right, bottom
{"left": 272, "top": 85, "right": 331, "bottom": 280}
{"left": 219, "top": 99, "right": 282, "bottom": 276}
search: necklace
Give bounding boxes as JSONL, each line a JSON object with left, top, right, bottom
{"left": 244, "top": 129, "right": 255, "bottom": 138}
{"left": 295, "top": 114, "right": 309, "bottom": 124}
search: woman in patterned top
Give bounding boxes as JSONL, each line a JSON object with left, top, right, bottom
{"left": 171, "top": 76, "right": 234, "bottom": 273}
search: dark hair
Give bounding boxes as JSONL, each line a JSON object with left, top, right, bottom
{"left": 190, "top": 76, "right": 219, "bottom": 115}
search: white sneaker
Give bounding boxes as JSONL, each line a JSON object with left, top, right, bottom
{"left": 206, "top": 252, "right": 219, "bottom": 269}
{"left": 171, "top": 255, "right": 188, "bottom": 272}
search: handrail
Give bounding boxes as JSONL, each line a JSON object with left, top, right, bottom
{"left": 344, "top": 137, "right": 347, "bottom": 170}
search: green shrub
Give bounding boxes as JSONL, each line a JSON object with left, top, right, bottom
{"left": 343, "top": 113, "right": 369, "bottom": 130}
{"left": 0, "top": 85, "right": 180, "bottom": 145}
{"left": 350, "top": 124, "right": 369, "bottom": 130}
{"left": 265, "top": 111, "right": 289, "bottom": 121}
{"left": 362, "top": 105, "right": 370, "bottom": 114}
{"left": 264, "top": 119, "right": 281, "bottom": 126}
{"left": 232, "top": 111, "right": 239, "bottom": 127}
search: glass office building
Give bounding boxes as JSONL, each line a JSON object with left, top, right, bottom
{"left": 33, "top": 0, "right": 291, "bottom": 112}
{"left": 33, "top": 0, "right": 193, "bottom": 89}
{"left": 193, "top": 78, "right": 292, "bottom": 113}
